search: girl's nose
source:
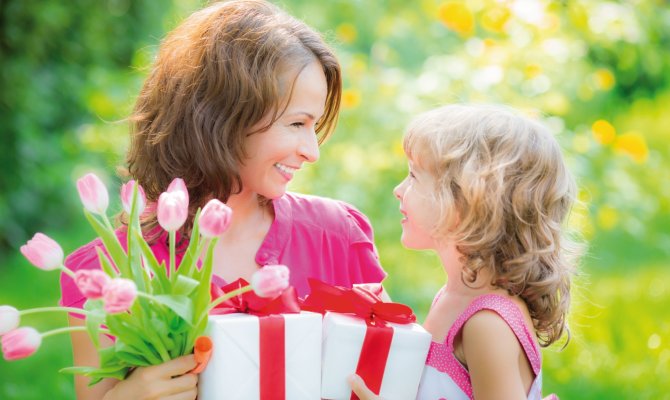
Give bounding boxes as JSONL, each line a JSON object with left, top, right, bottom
{"left": 393, "top": 180, "right": 405, "bottom": 200}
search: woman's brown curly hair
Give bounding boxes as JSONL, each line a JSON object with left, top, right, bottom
{"left": 404, "top": 104, "right": 582, "bottom": 347}
{"left": 122, "top": 0, "right": 341, "bottom": 241}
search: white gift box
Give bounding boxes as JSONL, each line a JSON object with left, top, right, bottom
{"left": 198, "top": 312, "right": 322, "bottom": 400}
{"left": 321, "top": 312, "right": 432, "bottom": 400}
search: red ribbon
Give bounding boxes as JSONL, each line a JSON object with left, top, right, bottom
{"left": 209, "top": 278, "right": 301, "bottom": 316}
{"left": 302, "top": 279, "right": 417, "bottom": 399}
{"left": 210, "top": 279, "right": 300, "bottom": 400}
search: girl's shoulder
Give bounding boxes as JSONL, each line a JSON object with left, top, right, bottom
{"left": 457, "top": 294, "right": 541, "bottom": 373}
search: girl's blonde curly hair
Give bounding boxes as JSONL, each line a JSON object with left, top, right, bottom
{"left": 404, "top": 104, "right": 582, "bottom": 347}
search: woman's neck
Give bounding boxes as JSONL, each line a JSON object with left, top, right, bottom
{"left": 220, "top": 191, "right": 271, "bottom": 239}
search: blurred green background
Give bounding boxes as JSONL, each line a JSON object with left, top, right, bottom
{"left": 1, "top": 0, "right": 668, "bottom": 398}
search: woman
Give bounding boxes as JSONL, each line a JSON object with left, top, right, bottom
{"left": 60, "top": 1, "right": 386, "bottom": 398}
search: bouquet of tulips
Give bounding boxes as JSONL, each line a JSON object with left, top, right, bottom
{"left": 0, "top": 173, "right": 289, "bottom": 385}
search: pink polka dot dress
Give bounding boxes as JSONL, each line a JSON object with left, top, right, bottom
{"left": 415, "top": 294, "right": 559, "bottom": 400}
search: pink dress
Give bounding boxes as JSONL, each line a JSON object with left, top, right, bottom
{"left": 416, "top": 294, "right": 558, "bottom": 400}
{"left": 60, "top": 192, "right": 387, "bottom": 309}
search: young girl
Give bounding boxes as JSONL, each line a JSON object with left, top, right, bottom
{"left": 350, "top": 104, "right": 579, "bottom": 399}
{"left": 60, "top": 1, "right": 385, "bottom": 398}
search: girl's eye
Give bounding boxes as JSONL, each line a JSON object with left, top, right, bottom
{"left": 290, "top": 122, "right": 305, "bottom": 128}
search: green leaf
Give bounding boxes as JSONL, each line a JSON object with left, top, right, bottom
{"left": 172, "top": 275, "right": 200, "bottom": 296}
{"left": 187, "top": 237, "right": 217, "bottom": 348}
{"left": 134, "top": 229, "right": 170, "bottom": 293}
{"left": 126, "top": 226, "right": 148, "bottom": 293}
{"left": 177, "top": 208, "right": 202, "bottom": 279}
{"left": 149, "top": 315, "right": 177, "bottom": 354}
{"left": 114, "top": 341, "right": 152, "bottom": 366}
{"left": 105, "top": 315, "right": 162, "bottom": 365}
{"left": 84, "top": 210, "right": 130, "bottom": 277}
{"left": 94, "top": 247, "right": 119, "bottom": 277}
{"left": 60, "top": 364, "right": 130, "bottom": 386}
{"left": 152, "top": 295, "right": 193, "bottom": 325}
{"left": 83, "top": 300, "right": 106, "bottom": 348}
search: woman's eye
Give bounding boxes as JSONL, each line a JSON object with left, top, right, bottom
{"left": 290, "top": 122, "right": 305, "bottom": 128}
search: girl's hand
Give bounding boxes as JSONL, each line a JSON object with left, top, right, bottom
{"left": 348, "top": 374, "right": 384, "bottom": 400}
{"left": 103, "top": 355, "right": 198, "bottom": 400}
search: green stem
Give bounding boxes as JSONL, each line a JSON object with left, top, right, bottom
{"left": 102, "top": 213, "right": 115, "bottom": 233}
{"left": 41, "top": 326, "right": 110, "bottom": 339}
{"left": 169, "top": 230, "right": 176, "bottom": 279}
{"left": 59, "top": 264, "right": 76, "bottom": 279}
{"left": 199, "top": 285, "right": 253, "bottom": 325}
{"left": 19, "top": 307, "right": 91, "bottom": 316}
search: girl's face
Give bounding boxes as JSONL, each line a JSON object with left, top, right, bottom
{"left": 393, "top": 159, "right": 439, "bottom": 250}
{"left": 239, "top": 60, "right": 327, "bottom": 200}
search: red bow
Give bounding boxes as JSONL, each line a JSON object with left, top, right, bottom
{"left": 209, "top": 278, "right": 301, "bottom": 316}
{"left": 301, "top": 279, "right": 416, "bottom": 326}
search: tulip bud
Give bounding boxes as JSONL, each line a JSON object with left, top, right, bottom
{"left": 199, "top": 199, "right": 233, "bottom": 238}
{"left": 76, "top": 173, "right": 109, "bottom": 215}
{"left": 120, "top": 180, "right": 146, "bottom": 215}
{"left": 20, "top": 233, "right": 64, "bottom": 271}
{"left": 102, "top": 278, "right": 137, "bottom": 314}
{"left": 157, "top": 191, "right": 189, "bottom": 232}
{"left": 74, "top": 269, "right": 111, "bottom": 300}
{"left": 167, "top": 178, "right": 189, "bottom": 204}
{"left": 0, "top": 306, "right": 20, "bottom": 336}
{"left": 1, "top": 327, "right": 42, "bottom": 361}
{"left": 251, "top": 264, "right": 290, "bottom": 298}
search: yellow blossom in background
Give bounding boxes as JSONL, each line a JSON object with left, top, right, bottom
{"left": 342, "top": 88, "right": 361, "bottom": 109}
{"left": 524, "top": 63, "right": 543, "bottom": 79}
{"left": 392, "top": 139, "right": 404, "bottom": 157}
{"left": 349, "top": 57, "right": 368, "bottom": 78}
{"left": 336, "top": 23, "right": 357, "bottom": 44}
{"left": 592, "top": 119, "right": 616, "bottom": 145}
{"left": 615, "top": 131, "right": 649, "bottom": 163}
{"left": 438, "top": 1, "right": 475, "bottom": 37}
{"left": 597, "top": 205, "right": 619, "bottom": 230}
{"left": 594, "top": 68, "right": 616, "bottom": 90}
{"left": 481, "top": 6, "right": 510, "bottom": 33}
{"left": 542, "top": 12, "right": 561, "bottom": 33}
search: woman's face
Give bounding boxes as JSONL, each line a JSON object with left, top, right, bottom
{"left": 238, "top": 60, "right": 327, "bottom": 200}
{"left": 393, "top": 159, "right": 439, "bottom": 250}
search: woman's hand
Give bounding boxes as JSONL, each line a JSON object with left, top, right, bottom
{"left": 348, "top": 374, "right": 383, "bottom": 400}
{"left": 103, "top": 355, "right": 198, "bottom": 400}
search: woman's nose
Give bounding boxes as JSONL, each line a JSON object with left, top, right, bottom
{"left": 298, "top": 131, "right": 320, "bottom": 163}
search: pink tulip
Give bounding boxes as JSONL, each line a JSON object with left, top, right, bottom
{"left": 157, "top": 178, "right": 190, "bottom": 232}
{"left": 167, "top": 178, "right": 189, "bottom": 205}
{"left": 1, "top": 327, "right": 42, "bottom": 361}
{"left": 20, "top": 233, "right": 64, "bottom": 271}
{"left": 199, "top": 199, "right": 233, "bottom": 238}
{"left": 157, "top": 191, "right": 189, "bottom": 232}
{"left": 76, "top": 173, "right": 109, "bottom": 215}
{"left": 251, "top": 265, "right": 290, "bottom": 298}
{"left": 120, "top": 180, "right": 146, "bottom": 215}
{"left": 74, "top": 269, "right": 111, "bottom": 300}
{"left": 0, "top": 306, "right": 20, "bottom": 336}
{"left": 102, "top": 278, "right": 137, "bottom": 314}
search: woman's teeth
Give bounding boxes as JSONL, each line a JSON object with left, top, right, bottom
{"left": 274, "top": 163, "right": 297, "bottom": 174}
